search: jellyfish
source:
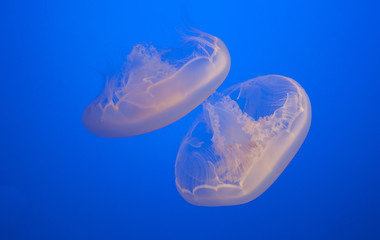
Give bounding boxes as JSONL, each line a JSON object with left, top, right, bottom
{"left": 82, "top": 31, "right": 231, "bottom": 138}
{"left": 175, "top": 75, "right": 311, "bottom": 206}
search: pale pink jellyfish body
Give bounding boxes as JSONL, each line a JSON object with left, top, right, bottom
{"left": 82, "top": 31, "right": 230, "bottom": 138}
{"left": 175, "top": 75, "right": 311, "bottom": 206}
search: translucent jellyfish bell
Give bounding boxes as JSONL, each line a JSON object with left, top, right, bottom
{"left": 175, "top": 75, "right": 311, "bottom": 206}
{"left": 82, "top": 31, "right": 230, "bottom": 137}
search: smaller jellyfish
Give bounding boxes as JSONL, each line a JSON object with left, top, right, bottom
{"left": 82, "top": 31, "right": 231, "bottom": 138}
{"left": 175, "top": 75, "right": 311, "bottom": 206}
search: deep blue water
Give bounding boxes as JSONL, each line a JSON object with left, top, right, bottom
{"left": 1, "top": 0, "right": 379, "bottom": 239}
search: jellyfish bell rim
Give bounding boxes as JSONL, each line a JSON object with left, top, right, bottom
{"left": 175, "top": 75, "right": 312, "bottom": 206}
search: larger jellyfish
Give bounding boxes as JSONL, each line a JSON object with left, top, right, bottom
{"left": 175, "top": 75, "right": 311, "bottom": 206}
{"left": 82, "top": 31, "right": 230, "bottom": 138}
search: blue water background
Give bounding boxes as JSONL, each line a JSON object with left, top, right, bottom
{"left": 1, "top": 0, "right": 379, "bottom": 239}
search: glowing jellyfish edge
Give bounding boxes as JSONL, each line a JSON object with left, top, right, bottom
{"left": 175, "top": 75, "right": 312, "bottom": 206}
